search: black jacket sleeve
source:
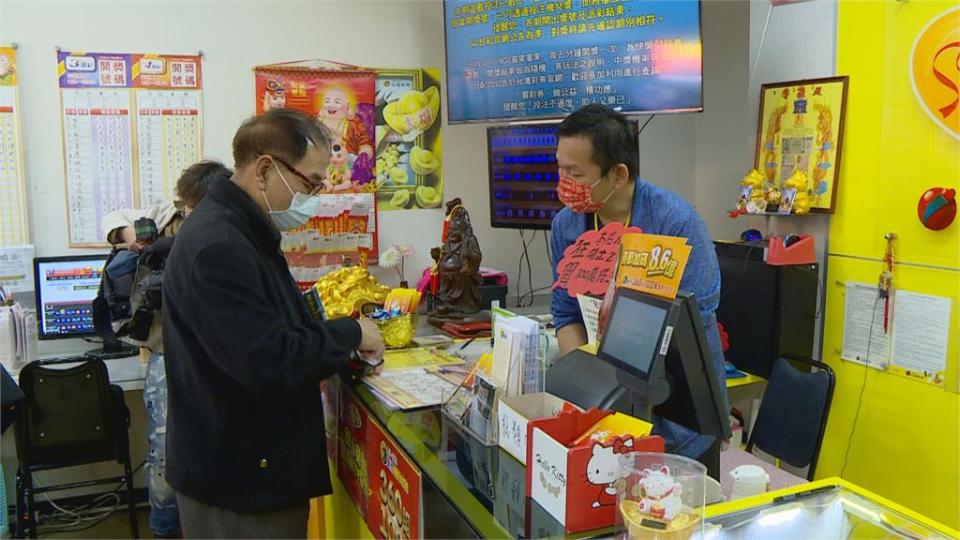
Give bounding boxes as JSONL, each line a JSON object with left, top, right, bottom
{"left": 182, "top": 240, "right": 361, "bottom": 393}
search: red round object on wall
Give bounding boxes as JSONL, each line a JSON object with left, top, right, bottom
{"left": 917, "top": 187, "right": 957, "bottom": 231}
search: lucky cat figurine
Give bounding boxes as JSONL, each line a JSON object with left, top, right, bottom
{"left": 632, "top": 466, "right": 683, "bottom": 521}
{"left": 586, "top": 438, "right": 634, "bottom": 508}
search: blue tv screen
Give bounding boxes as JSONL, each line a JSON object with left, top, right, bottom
{"left": 444, "top": 0, "right": 703, "bottom": 123}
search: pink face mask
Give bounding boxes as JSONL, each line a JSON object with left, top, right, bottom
{"left": 557, "top": 175, "right": 613, "bottom": 213}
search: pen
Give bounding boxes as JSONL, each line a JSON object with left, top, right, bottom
{"left": 459, "top": 336, "right": 478, "bottom": 351}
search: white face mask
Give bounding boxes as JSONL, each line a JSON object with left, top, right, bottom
{"left": 263, "top": 161, "right": 321, "bottom": 231}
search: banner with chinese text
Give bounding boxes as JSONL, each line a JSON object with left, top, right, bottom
{"left": 57, "top": 50, "right": 203, "bottom": 246}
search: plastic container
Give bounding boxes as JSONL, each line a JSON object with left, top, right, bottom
{"left": 616, "top": 452, "right": 707, "bottom": 540}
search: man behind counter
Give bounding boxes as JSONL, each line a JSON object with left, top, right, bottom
{"left": 549, "top": 104, "right": 729, "bottom": 478}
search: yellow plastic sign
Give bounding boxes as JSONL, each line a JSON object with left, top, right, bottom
{"left": 616, "top": 233, "right": 692, "bottom": 300}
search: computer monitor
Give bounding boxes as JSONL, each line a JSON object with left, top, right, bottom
{"left": 598, "top": 290, "right": 673, "bottom": 383}
{"left": 33, "top": 255, "right": 107, "bottom": 340}
{"left": 487, "top": 120, "right": 639, "bottom": 230}
{"left": 546, "top": 289, "right": 731, "bottom": 440}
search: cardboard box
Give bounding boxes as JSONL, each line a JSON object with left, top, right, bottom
{"left": 526, "top": 408, "right": 664, "bottom": 534}
{"left": 497, "top": 392, "right": 576, "bottom": 464}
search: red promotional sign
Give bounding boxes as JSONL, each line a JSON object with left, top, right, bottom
{"left": 551, "top": 222, "right": 641, "bottom": 298}
{"left": 338, "top": 389, "right": 423, "bottom": 539}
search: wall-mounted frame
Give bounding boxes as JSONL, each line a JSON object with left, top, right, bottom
{"left": 755, "top": 76, "right": 849, "bottom": 214}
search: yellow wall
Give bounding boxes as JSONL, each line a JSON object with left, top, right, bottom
{"left": 818, "top": 0, "right": 960, "bottom": 529}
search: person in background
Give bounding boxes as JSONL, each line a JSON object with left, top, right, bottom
{"left": 162, "top": 109, "right": 384, "bottom": 539}
{"left": 102, "top": 160, "right": 231, "bottom": 539}
{"left": 549, "top": 104, "right": 729, "bottom": 479}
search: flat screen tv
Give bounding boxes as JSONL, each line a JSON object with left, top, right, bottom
{"left": 444, "top": 0, "right": 703, "bottom": 123}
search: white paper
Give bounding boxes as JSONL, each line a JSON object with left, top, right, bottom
{"left": 890, "top": 290, "right": 952, "bottom": 376}
{"left": 492, "top": 319, "right": 522, "bottom": 390}
{"left": 841, "top": 282, "right": 889, "bottom": 368}
{"left": 577, "top": 294, "right": 603, "bottom": 345}
{"left": 62, "top": 88, "right": 136, "bottom": 245}
{"left": 135, "top": 90, "right": 202, "bottom": 207}
{"left": 0, "top": 244, "right": 33, "bottom": 292}
{"left": 0, "top": 85, "right": 28, "bottom": 245}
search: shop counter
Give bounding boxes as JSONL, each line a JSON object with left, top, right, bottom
{"left": 316, "top": 381, "right": 957, "bottom": 539}
{"left": 321, "top": 381, "right": 616, "bottom": 539}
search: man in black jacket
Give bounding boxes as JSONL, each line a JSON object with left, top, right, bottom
{"left": 162, "top": 109, "right": 384, "bottom": 538}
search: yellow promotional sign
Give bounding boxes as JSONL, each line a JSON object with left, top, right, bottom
{"left": 616, "top": 233, "right": 691, "bottom": 300}
{"left": 911, "top": 7, "right": 960, "bottom": 140}
{"left": 0, "top": 46, "right": 16, "bottom": 86}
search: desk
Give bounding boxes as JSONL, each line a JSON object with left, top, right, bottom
{"left": 324, "top": 313, "right": 773, "bottom": 538}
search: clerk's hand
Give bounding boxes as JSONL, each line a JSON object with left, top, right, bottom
{"left": 357, "top": 317, "right": 385, "bottom": 367}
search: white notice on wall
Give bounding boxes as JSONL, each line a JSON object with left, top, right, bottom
{"left": 577, "top": 294, "right": 603, "bottom": 346}
{"left": 0, "top": 244, "right": 34, "bottom": 293}
{"left": 841, "top": 282, "right": 889, "bottom": 369}
{"left": 890, "top": 290, "right": 952, "bottom": 385}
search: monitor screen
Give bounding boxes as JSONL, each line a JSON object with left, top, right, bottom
{"left": 599, "top": 291, "right": 669, "bottom": 378}
{"left": 34, "top": 256, "right": 106, "bottom": 340}
{"left": 488, "top": 124, "right": 563, "bottom": 229}
{"left": 444, "top": 0, "right": 703, "bottom": 123}
{"left": 487, "top": 120, "right": 637, "bottom": 229}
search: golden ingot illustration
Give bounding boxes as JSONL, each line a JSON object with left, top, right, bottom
{"left": 383, "top": 87, "right": 440, "bottom": 135}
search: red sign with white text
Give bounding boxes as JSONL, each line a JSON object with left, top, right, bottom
{"left": 552, "top": 222, "right": 642, "bottom": 298}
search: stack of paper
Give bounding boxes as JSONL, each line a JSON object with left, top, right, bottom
{"left": 491, "top": 316, "right": 543, "bottom": 396}
{"left": 362, "top": 347, "right": 468, "bottom": 410}
{"left": 0, "top": 303, "right": 30, "bottom": 373}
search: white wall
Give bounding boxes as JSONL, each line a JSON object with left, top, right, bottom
{"left": 0, "top": 0, "right": 708, "bottom": 304}
{"left": 692, "top": 0, "right": 753, "bottom": 242}
{"left": 0, "top": 0, "right": 449, "bottom": 285}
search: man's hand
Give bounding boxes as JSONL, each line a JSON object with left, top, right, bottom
{"left": 357, "top": 317, "right": 385, "bottom": 367}
{"left": 120, "top": 226, "right": 145, "bottom": 252}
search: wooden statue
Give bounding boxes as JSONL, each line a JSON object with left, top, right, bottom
{"left": 430, "top": 199, "right": 482, "bottom": 317}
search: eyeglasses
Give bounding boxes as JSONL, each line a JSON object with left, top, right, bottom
{"left": 270, "top": 155, "right": 324, "bottom": 195}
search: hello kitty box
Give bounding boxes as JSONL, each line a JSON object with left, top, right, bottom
{"left": 527, "top": 408, "right": 664, "bottom": 534}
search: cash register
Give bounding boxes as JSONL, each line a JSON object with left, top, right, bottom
{"left": 546, "top": 287, "right": 731, "bottom": 440}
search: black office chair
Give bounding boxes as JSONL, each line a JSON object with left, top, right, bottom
{"left": 13, "top": 357, "right": 139, "bottom": 539}
{"left": 746, "top": 354, "right": 836, "bottom": 480}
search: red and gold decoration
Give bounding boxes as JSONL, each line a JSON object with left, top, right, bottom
{"left": 755, "top": 77, "right": 849, "bottom": 213}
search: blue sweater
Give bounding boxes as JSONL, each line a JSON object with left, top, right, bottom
{"left": 549, "top": 179, "right": 729, "bottom": 457}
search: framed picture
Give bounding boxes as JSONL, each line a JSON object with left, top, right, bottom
{"left": 755, "top": 76, "right": 849, "bottom": 213}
